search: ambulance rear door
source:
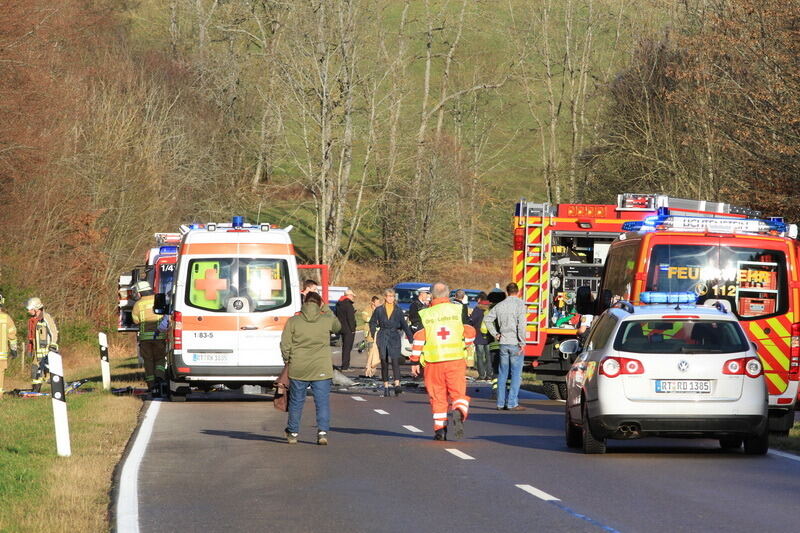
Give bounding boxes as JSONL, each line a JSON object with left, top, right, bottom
{"left": 182, "top": 258, "right": 241, "bottom": 368}
{"left": 236, "top": 255, "right": 296, "bottom": 368}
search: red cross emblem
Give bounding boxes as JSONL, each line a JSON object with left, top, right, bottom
{"left": 436, "top": 326, "right": 451, "bottom": 340}
{"left": 195, "top": 268, "right": 228, "bottom": 300}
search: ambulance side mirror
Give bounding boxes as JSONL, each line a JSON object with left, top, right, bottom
{"left": 153, "top": 293, "right": 171, "bottom": 315}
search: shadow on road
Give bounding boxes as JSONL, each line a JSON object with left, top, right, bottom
{"left": 201, "top": 429, "right": 287, "bottom": 444}
{"left": 334, "top": 426, "right": 430, "bottom": 440}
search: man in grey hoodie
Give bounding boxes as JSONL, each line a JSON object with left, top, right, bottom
{"left": 484, "top": 282, "right": 527, "bottom": 411}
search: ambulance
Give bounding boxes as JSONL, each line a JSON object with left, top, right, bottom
{"left": 155, "top": 216, "right": 303, "bottom": 400}
{"left": 597, "top": 209, "right": 799, "bottom": 434}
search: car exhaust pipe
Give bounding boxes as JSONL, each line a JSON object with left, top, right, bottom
{"left": 617, "top": 423, "right": 641, "bottom": 438}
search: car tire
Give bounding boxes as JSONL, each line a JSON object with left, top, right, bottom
{"left": 718, "top": 436, "right": 743, "bottom": 450}
{"left": 565, "top": 404, "right": 582, "bottom": 449}
{"left": 170, "top": 385, "right": 189, "bottom": 403}
{"left": 581, "top": 404, "right": 606, "bottom": 454}
{"left": 768, "top": 408, "right": 794, "bottom": 436}
{"left": 743, "top": 426, "right": 769, "bottom": 456}
{"left": 542, "top": 382, "right": 561, "bottom": 400}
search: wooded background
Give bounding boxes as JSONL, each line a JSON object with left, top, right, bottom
{"left": 1, "top": 0, "right": 797, "bottom": 340}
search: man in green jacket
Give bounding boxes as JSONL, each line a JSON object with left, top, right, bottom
{"left": 280, "top": 291, "right": 341, "bottom": 445}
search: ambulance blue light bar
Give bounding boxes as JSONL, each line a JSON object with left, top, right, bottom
{"left": 158, "top": 245, "right": 178, "bottom": 256}
{"left": 640, "top": 291, "right": 698, "bottom": 304}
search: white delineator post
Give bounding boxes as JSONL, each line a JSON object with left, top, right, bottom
{"left": 48, "top": 349, "right": 72, "bottom": 457}
{"left": 99, "top": 332, "right": 111, "bottom": 390}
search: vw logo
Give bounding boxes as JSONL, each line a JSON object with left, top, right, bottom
{"left": 233, "top": 299, "right": 244, "bottom": 311}
{"left": 678, "top": 360, "right": 689, "bottom": 372}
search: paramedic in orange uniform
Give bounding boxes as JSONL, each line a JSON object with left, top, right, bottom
{"left": 410, "top": 282, "right": 476, "bottom": 441}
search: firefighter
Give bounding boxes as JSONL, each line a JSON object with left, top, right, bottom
{"left": 410, "top": 282, "right": 476, "bottom": 441}
{"left": 25, "top": 297, "right": 58, "bottom": 393}
{"left": 0, "top": 294, "right": 19, "bottom": 397}
{"left": 131, "top": 281, "right": 167, "bottom": 396}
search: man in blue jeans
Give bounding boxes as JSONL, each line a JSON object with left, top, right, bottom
{"left": 484, "top": 282, "right": 527, "bottom": 411}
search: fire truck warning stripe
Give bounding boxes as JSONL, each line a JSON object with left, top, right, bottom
{"left": 765, "top": 317, "right": 790, "bottom": 347}
{"left": 749, "top": 323, "right": 789, "bottom": 368}
{"left": 181, "top": 243, "right": 295, "bottom": 255}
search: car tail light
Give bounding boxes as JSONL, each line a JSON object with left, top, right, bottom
{"left": 790, "top": 323, "right": 800, "bottom": 380}
{"left": 513, "top": 227, "right": 525, "bottom": 251}
{"left": 600, "top": 357, "right": 644, "bottom": 378}
{"left": 723, "top": 357, "right": 762, "bottom": 378}
{"left": 173, "top": 311, "right": 183, "bottom": 350}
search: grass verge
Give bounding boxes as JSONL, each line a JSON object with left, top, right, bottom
{"left": 768, "top": 423, "right": 800, "bottom": 454}
{"left": 0, "top": 344, "right": 142, "bottom": 532}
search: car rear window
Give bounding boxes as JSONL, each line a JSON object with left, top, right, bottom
{"left": 613, "top": 319, "right": 749, "bottom": 354}
{"left": 185, "top": 258, "right": 291, "bottom": 312}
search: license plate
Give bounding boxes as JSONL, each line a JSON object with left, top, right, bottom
{"left": 655, "top": 379, "right": 711, "bottom": 393}
{"left": 191, "top": 353, "right": 232, "bottom": 364}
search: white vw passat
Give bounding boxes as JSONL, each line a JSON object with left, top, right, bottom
{"left": 561, "top": 301, "right": 769, "bottom": 454}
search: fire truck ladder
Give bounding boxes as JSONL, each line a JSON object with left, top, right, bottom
{"left": 521, "top": 203, "right": 551, "bottom": 346}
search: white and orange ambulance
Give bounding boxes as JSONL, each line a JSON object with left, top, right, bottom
{"left": 158, "top": 216, "right": 302, "bottom": 400}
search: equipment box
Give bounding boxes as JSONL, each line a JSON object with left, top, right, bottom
{"left": 738, "top": 297, "right": 776, "bottom": 317}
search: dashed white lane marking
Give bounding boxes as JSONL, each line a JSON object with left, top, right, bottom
{"left": 445, "top": 448, "right": 475, "bottom": 460}
{"left": 374, "top": 409, "right": 389, "bottom": 415}
{"left": 515, "top": 484, "right": 560, "bottom": 501}
{"left": 769, "top": 449, "right": 800, "bottom": 462}
{"left": 351, "top": 396, "right": 366, "bottom": 401}
{"left": 117, "top": 400, "right": 162, "bottom": 533}
{"left": 403, "top": 425, "right": 423, "bottom": 433}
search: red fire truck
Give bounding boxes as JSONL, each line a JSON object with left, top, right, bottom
{"left": 512, "top": 194, "right": 761, "bottom": 400}
{"left": 597, "top": 209, "right": 799, "bottom": 434}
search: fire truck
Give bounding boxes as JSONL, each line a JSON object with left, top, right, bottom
{"left": 512, "top": 193, "right": 761, "bottom": 401}
{"left": 117, "top": 233, "right": 181, "bottom": 332}
{"left": 598, "top": 209, "right": 799, "bottom": 435}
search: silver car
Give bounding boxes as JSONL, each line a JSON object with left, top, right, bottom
{"left": 561, "top": 301, "right": 769, "bottom": 454}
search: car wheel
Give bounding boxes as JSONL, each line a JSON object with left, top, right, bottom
{"left": 542, "top": 382, "right": 561, "bottom": 400}
{"left": 768, "top": 408, "right": 794, "bottom": 435}
{"left": 743, "top": 426, "right": 769, "bottom": 456}
{"left": 718, "top": 436, "right": 743, "bottom": 450}
{"left": 581, "top": 404, "right": 606, "bottom": 454}
{"left": 170, "top": 385, "right": 189, "bottom": 403}
{"left": 565, "top": 404, "right": 582, "bottom": 449}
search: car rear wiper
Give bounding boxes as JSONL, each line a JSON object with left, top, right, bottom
{"left": 680, "top": 346, "right": 722, "bottom": 353}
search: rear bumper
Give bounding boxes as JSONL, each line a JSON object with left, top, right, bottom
{"left": 172, "top": 364, "right": 284, "bottom": 382}
{"left": 591, "top": 414, "right": 767, "bottom": 439}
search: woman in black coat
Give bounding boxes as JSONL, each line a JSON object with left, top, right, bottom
{"left": 369, "top": 288, "right": 413, "bottom": 396}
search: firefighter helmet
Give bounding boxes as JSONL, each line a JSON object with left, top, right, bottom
{"left": 26, "top": 297, "right": 43, "bottom": 311}
{"left": 135, "top": 281, "right": 152, "bottom": 293}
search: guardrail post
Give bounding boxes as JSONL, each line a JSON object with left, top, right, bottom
{"left": 99, "top": 332, "right": 111, "bottom": 390}
{"left": 48, "top": 349, "right": 71, "bottom": 457}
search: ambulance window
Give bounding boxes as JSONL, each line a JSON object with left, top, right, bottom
{"left": 185, "top": 258, "right": 291, "bottom": 312}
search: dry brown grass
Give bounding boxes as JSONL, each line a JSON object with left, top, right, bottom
{"left": 1, "top": 340, "right": 142, "bottom": 532}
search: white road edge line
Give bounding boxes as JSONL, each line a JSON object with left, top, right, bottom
{"left": 403, "top": 425, "right": 423, "bottom": 433}
{"left": 769, "top": 449, "right": 800, "bottom": 462}
{"left": 351, "top": 396, "right": 367, "bottom": 401}
{"left": 117, "top": 400, "right": 162, "bottom": 533}
{"left": 516, "top": 484, "right": 560, "bottom": 501}
{"left": 445, "top": 448, "right": 475, "bottom": 460}
{"left": 374, "top": 409, "right": 389, "bottom": 415}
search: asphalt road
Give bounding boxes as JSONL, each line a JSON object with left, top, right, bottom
{"left": 124, "top": 348, "right": 800, "bottom": 533}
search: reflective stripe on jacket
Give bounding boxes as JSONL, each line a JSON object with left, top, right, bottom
{"left": 411, "top": 300, "right": 476, "bottom": 365}
{"left": 132, "top": 295, "right": 166, "bottom": 341}
{"left": 0, "top": 311, "right": 17, "bottom": 357}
